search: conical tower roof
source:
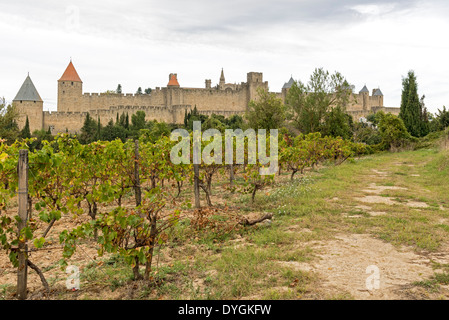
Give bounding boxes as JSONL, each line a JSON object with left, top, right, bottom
{"left": 59, "top": 61, "right": 82, "bottom": 82}
{"left": 13, "top": 75, "right": 43, "bottom": 102}
{"left": 167, "top": 73, "right": 180, "bottom": 87}
{"left": 282, "top": 76, "right": 295, "bottom": 89}
{"left": 359, "top": 85, "right": 369, "bottom": 93}
{"left": 373, "top": 88, "right": 383, "bottom": 96}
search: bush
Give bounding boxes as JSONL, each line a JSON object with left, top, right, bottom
{"left": 376, "top": 111, "right": 413, "bottom": 151}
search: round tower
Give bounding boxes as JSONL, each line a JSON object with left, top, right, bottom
{"left": 58, "top": 60, "right": 83, "bottom": 112}
{"left": 359, "top": 85, "right": 369, "bottom": 111}
{"left": 166, "top": 73, "right": 181, "bottom": 107}
{"left": 13, "top": 74, "right": 44, "bottom": 133}
{"left": 281, "top": 76, "right": 295, "bottom": 103}
{"left": 373, "top": 88, "right": 384, "bottom": 107}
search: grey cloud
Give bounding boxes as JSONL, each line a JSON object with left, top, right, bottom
{"left": 1, "top": 0, "right": 430, "bottom": 37}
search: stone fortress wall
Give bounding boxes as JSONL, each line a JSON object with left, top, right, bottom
{"left": 13, "top": 62, "right": 399, "bottom": 134}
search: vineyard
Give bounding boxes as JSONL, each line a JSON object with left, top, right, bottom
{"left": 0, "top": 132, "right": 374, "bottom": 299}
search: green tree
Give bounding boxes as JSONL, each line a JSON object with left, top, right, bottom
{"left": 97, "top": 117, "right": 102, "bottom": 140}
{"left": 118, "top": 112, "right": 129, "bottom": 130}
{"left": 144, "top": 88, "right": 152, "bottom": 94}
{"left": 20, "top": 116, "right": 31, "bottom": 139}
{"left": 431, "top": 106, "right": 449, "bottom": 131}
{"left": 285, "top": 68, "right": 353, "bottom": 134}
{"left": 101, "top": 120, "right": 128, "bottom": 142}
{"left": 129, "top": 111, "right": 147, "bottom": 138}
{"left": 0, "top": 99, "right": 19, "bottom": 143}
{"left": 376, "top": 111, "right": 412, "bottom": 150}
{"left": 320, "top": 106, "right": 353, "bottom": 140}
{"left": 399, "top": 71, "right": 427, "bottom": 137}
{"left": 245, "top": 88, "right": 285, "bottom": 130}
{"left": 183, "top": 109, "right": 188, "bottom": 127}
{"left": 353, "top": 122, "right": 382, "bottom": 145}
{"left": 116, "top": 84, "right": 122, "bottom": 94}
{"left": 140, "top": 121, "right": 171, "bottom": 142}
{"left": 79, "top": 113, "right": 99, "bottom": 144}
{"left": 136, "top": 87, "right": 142, "bottom": 95}
{"left": 30, "top": 128, "right": 54, "bottom": 151}
{"left": 202, "top": 114, "right": 226, "bottom": 132}
{"left": 225, "top": 114, "right": 245, "bottom": 130}
{"left": 419, "top": 95, "right": 430, "bottom": 136}
{"left": 185, "top": 106, "right": 208, "bottom": 131}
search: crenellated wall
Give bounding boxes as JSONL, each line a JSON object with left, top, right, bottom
{"left": 43, "top": 71, "right": 271, "bottom": 134}
{"left": 44, "top": 104, "right": 188, "bottom": 134}
{"left": 17, "top": 67, "right": 401, "bottom": 134}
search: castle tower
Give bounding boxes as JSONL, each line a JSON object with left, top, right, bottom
{"left": 246, "top": 72, "right": 267, "bottom": 104}
{"left": 281, "top": 76, "right": 295, "bottom": 103}
{"left": 359, "top": 85, "right": 369, "bottom": 111}
{"left": 373, "top": 88, "right": 384, "bottom": 107}
{"left": 167, "top": 73, "right": 180, "bottom": 88}
{"left": 13, "top": 74, "right": 44, "bottom": 133}
{"left": 219, "top": 68, "right": 225, "bottom": 90}
{"left": 58, "top": 60, "right": 83, "bottom": 112}
{"left": 166, "top": 73, "right": 181, "bottom": 108}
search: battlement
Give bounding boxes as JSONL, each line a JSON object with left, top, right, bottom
{"left": 44, "top": 110, "right": 89, "bottom": 117}
{"left": 22, "top": 64, "right": 400, "bottom": 135}
{"left": 247, "top": 72, "right": 263, "bottom": 83}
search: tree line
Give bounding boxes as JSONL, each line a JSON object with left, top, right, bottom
{"left": 2, "top": 68, "right": 449, "bottom": 149}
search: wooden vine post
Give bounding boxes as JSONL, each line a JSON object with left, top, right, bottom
{"left": 134, "top": 140, "right": 142, "bottom": 207}
{"left": 193, "top": 163, "right": 200, "bottom": 208}
{"left": 17, "top": 149, "right": 29, "bottom": 300}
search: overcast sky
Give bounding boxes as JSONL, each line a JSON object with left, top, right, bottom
{"left": 1, "top": 0, "right": 448, "bottom": 113}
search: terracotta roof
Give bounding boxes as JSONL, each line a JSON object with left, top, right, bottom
{"left": 167, "top": 73, "right": 180, "bottom": 87}
{"left": 13, "top": 75, "right": 43, "bottom": 102}
{"left": 59, "top": 61, "right": 82, "bottom": 82}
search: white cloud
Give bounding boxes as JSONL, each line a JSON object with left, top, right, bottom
{"left": 350, "top": 3, "right": 396, "bottom": 16}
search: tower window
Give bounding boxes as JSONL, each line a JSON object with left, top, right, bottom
{"left": 63, "top": 82, "right": 65, "bottom": 84}
{"left": 71, "top": 82, "right": 74, "bottom": 85}
{"left": 63, "top": 91, "right": 65, "bottom": 94}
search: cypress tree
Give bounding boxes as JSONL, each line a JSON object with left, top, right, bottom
{"left": 97, "top": 117, "right": 101, "bottom": 140}
{"left": 399, "top": 70, "right": 425, "bottom": 137}
{"left": 20, "top": 116, "right": 31, "bottom": 139}
{"left": 399, "top": 75, "right": 410, "bottom": 127}
{"left": 420, "top": 95, "right": 430, "bottom": 136}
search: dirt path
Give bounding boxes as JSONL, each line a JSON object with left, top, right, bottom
{"left": 307, "top": 234, "right": 437, "bottom": 299}
{"left": 292, "top": 161, "right": 449, "bottom": 299}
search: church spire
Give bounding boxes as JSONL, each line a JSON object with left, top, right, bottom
{"left": 219, "top": 68, "right": 225, "bottom": 89}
